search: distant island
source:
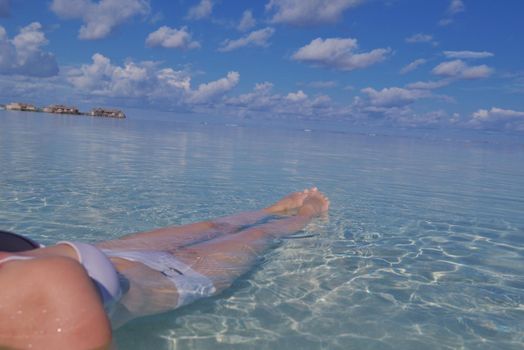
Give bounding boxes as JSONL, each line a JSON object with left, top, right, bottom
{"left": 1, "top": 102, "right": 126, "bottom": 119}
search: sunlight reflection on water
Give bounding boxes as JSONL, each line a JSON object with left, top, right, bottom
{"left": 1, "top": 111, "right": 524, "bottom": 349}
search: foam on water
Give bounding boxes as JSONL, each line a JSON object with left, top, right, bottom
{"left": 1, "top": 111, "right": 523, "bottom": 349}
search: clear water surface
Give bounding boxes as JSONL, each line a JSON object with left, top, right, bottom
{"left": 1, "top": 110, "right": 523, "bottom": 349}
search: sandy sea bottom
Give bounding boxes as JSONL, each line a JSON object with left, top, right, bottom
{"left": 1, "top": 110, "right": 523, "bottom": 349}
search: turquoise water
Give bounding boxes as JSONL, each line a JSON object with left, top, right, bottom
{"left": 1, "top": 110, "right": 524, "bottom": 349}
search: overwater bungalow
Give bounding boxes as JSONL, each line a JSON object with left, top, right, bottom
{"left": 43, "top": 104, "right": 80, "bottom": 115}
{"left": 5, "top": 102, "right": 37, "bottom": 111}
{"left": 90, "top": 108, "right": 126, "bottom": 119}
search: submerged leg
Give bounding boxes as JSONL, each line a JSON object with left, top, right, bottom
{"left": 104, "top": 190, "right": 328, "bottom": 324}
{"left": 174, "top": 190, "right": 330, "bottom": 293}
{"left": 97, "top": 189, "right": 312, "bottom": 250}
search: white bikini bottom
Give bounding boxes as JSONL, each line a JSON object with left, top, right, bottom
{"left": 102, "top": 249, "right": 216, "bottom": 307}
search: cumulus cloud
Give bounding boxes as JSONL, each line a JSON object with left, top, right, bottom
{"left": 238, "top": 10, "right": 256, "bottom": 31}
{"left": 405, "top": 33, "right": 437, "bottom": 46}
{"left": 68, "top": 53, "right": 153, "bottom": 96}
{"left": 432, "top": 60, "right": 493, "bottom": 79}
{"left": 0, "top": 22, "right": 59, "bottom": 77}
{"left": 393, "top": 109, "right": 452, "bottom": 127}
{"left": 470, "top": 107, "right": 524, "bottom": 130}
{"left": 360, "top": 87, "right": 430, "bottom": 107}
{"left": 472, "top": 107, "right": 524, "bottom": 121}
{"left": 187, "top": 0, "right": 213, "bottom": 20}
{"left": 292, "top": 37, "right": 390, "bottom": 71}
{"left": 225, "top": 82, "right": 448, "bottom": 125}
{"left": 226, "top": 82, "right": 277, "bottom": 111}
{"left": 50, "top": 0, "right": 150, "bottom": 40}
{"left": 440, "top": 0, "right": 465, "bottom": 26}
{"left": 0, "top": 0, "right": 9, "bottom": 17}
{"left": 219, "top": 27, "right": 275, "bottom": 52}
{"left": 266, "top": 0, "right": 364, "bottom": 25}
{"left": 68, "top": 53, "right": 238, "bottom": 105}
{"left": 400, "top": 58, "right": 427, "bottom": 74}
{"left": 146, "top": 26, "right": 200, "bottom": 50}
{"left": 225, "top": 82, "right": 335, "bottom": 118}
{"left": 443, "top": 50, "right": 494, "bottom": 59}
{"left": 188, "top": 71, "right": 240, "bottom": 104}
{"left": 286, "top": 90, "right": 308, "bottom": 102}
{"left": 350, "top": 96, "right": 455, "bottom": 127}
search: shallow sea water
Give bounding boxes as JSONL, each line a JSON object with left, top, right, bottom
{"left": 1, "top": 110, "right": 524, "bottom": 349}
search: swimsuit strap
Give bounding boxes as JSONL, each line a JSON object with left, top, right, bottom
{"left": 0, "top": 255, "right": 34, "bottom": 264}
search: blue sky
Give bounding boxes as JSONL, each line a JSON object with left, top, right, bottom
{"left": 0, "top": 0, "right": 523, "bottom": 131}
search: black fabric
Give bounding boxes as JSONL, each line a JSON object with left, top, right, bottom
{"left": 0, "top": 230, "right": 40, "bottom": 252}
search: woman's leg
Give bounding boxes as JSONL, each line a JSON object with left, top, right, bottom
{"left": 174, "top": 190, "right": 329, "bottom": 292}
{"left": 97, "top": 189, "right": 313, "bottom": 251}
{"left": 94, "top": 191, "right": 324, "bottom": 327}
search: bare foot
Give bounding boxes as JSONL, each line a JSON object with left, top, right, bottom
{"left": 264, "top": 188, "right": 315, "bottom": 214}
{"left": 298, "top": 190, "right": 330, "bottom": 217}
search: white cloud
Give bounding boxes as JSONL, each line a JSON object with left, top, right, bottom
{"left": 146, "top": 26, "right": 200, "bottom": 50}
{"left": 0, "top": 22, "right": 58, "bottom": 77}
{"left": 156, "top": 68, "right": 191, "bottom": 91}
{"left": 68, "top": 53, "right": 111, "bottom": 90}
{"left": 394, "top": 109, "right": 451, "bottom": 127}
{"left": 187, "top": 71, "right": 240, "bottom": 104}
{"left": 472, "top": 107, "right": 524, "bottom": 121}
{"left": 504, "top": 71, "right": 524, "bottom": 94}
{"left": 400, "top": 58, "right": 427, "bottom": 74}
{"left": 224, "top": 83, "right": 449, "bottom": 125}
{"left": 0, "top": 0, "right": 9, "bottom": 17}
{"left": 305, "top": 80, "right": 338, "bottom": 88}
{"left": 351, "top": 97, "right": 455, "bottom": 127}
{"left": 448, "top": 0, "right": 465, "bottom": 15}
{"left": 439, "top": 0, "right": 465, "bottom": 26}
{"left": 406, "top": 79, "right": 450, "bottom": 90}
{"left": 311, "top": 94, "right": 332, "bottom": 107}
{"left": 68, "top": 53, "right": 237, "bottom": 105}
{"left": 225, "top": 82, "right": 336, "bottom": 118}
{"left": 238, "top": 10, "right": 256, "bottom": 31}
{"left": 405, "top": 33, "right": 437, "bottom": 45}
{"left": 286, "top": 90, "right": 307, "bottom": 102}
{"left": 470, "top": 107, "right": 524, "bottom": 130}
{"left": 361, "top": 87, "right": 430, "bottom": 107}
{"left": 187, "top": 0, "right": 213, "bottom": 20}
{"left": 443, "top": 50, "right": 494, "bottom": 59}
{"left": 50, "top": 0, "right": 150, "bottom": 40}
{"left": 266, "top": 0, "right": 364, "bottom": 25}
{"left": 432, "top": 60, "right": 493, "bottom": 79}
{"left": 292, "top": 37, "right": 390, "bottom": 71}
{"left": 226, "top": 81, "right": 277, "bottom": 111}
{"left": 68, "top": 53, "right": 147, "bottom": 95}
{"left": 219, "top": 27, "right": 275, "bottom": 52}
